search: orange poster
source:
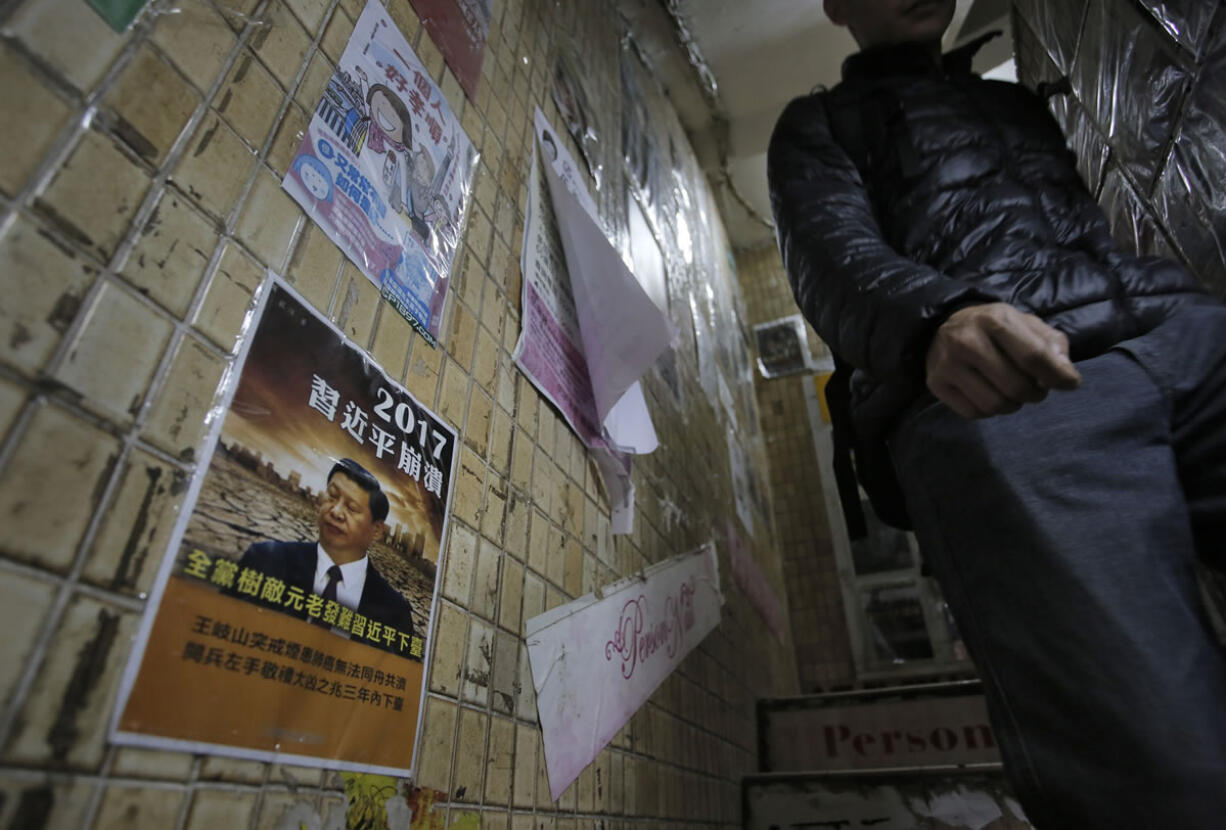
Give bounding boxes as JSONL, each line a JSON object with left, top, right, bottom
{"left": 111, "top": 276, "right": 456, "bottom": 776}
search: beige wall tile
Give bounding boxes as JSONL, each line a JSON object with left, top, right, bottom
{"left": 471, "top": 538, "right": 501, "bottom": 621}
{"left": 0, "top": 776, "right": 92, "bottom": 827}
{"left": 562, "top": 537, "right": 582, "bottom": 598}
{"left": 466, "top": 387, "right": 493, "bottom": 456}
{"left": 333, "top": 267, "right": 380, "bottom": 345}
{"left": 370, "top": 303, "right": 414, "bottom": 383}
{"left": 0, "top": 570, "right": 56, "bottom": 710}
{"left": 514, "top": 641, "right": 536, "bottom": 723}
{"left": 525, "top": 508, "right": 548, "bottom": 577}
{"left": 104, "top": 46, "right": 200, "bottom": 166}
{"left": 428, "top": 602, "right": 467, "bottom": 697}
{"left": 235, "top": 166, "right": 302, "bottom": 269}
{"left": 471, "top": 326, "right": 499, "bottom": 391}
{"left": 294, "top": 51, "right": 335, "bottom": 112}
{"left": 452, "top": 447, "right": 485, "bottom": 527}
{"left": 93, "top": 785, "right": 184, "bottom": 830}
{"left": 5, "top": 595, "right": 137, "bottom": 767}
{"left": 285, "top": 0, "right": 331, "bottom": 34}
{"left": 255, "top": 794, "right": 321, "bottom": 830}
{"left": 142, "top": 335, "right": 226, "bottom": 458}
{"left": 6, "top": 0, "right": 126, "bottom": 93}
{"left": 405, "top": 336, "right": 444, "bottom": 407}
{"left": 0, "top": 216, "right": 98, "bottom": 376}
{"left": 0, "top": 377, "right": 27, "bottom": 443}
{"left": 511, "top": 723, "right": 536, "bottom": 809}
{"left": 53, "top": 282, "right": 173, "bottom": 422}
{"left": 252, "top": 1, "right": 311, "bottom": 89}
{"left": 111, "top": 746, "right": 196, "bottom": 779}
{"left": 215, "top": 52, "right": 284, "bottom": 150}
{"left": 285, "top": 222, "right": 341, "bottom": 313}
{"left": 267, "top": 102, "right": 309, "bottom": 177}
{"left": 508, "top": 428, "right": 532, "bottom": 493}
{"left": 496, "top": 555, "right": 523, "bottom": 634}
{"left": 82, "top": 449, "right": 185, "bottom": 595}
{"left": 488, "top": 408, "right": 512, "bottom": 474}
{"left": 37, "top": 130, "right": 150, "bottom": 262}
{"left": 0, "top": 47, "right": 73, "bottom": 196}
{"left": 484, "top": 627, "right": 514, "bottom": 720}
{"left": 454, "top": 249, "right": 485, "bottom": 312}
{"left": 545, "top": 525, "right": 565, "bottom": 590}
{"left": 481, "top": 474, "right": 507, "bottom": 543}
{"left": 416, "top": 696, "right": 457, "bottom": 792}
{"left": 0, "top": 405, "right": 119, "bottom": 571}
{"left": 503, "top": 488, "right": 528, "bottom": 561}
{"left": 198, "top": 755, "right": 265, "bottom": 783}
{"left": 452, "top": 707, "right": 487, "bottom": 802}
{"left": 122, "top": 191, "right": 217, "bottom": 316}
{"left": 194, "top": 243, "right": 264, "bottom": 349}
{"left": 484, "top": 713, "right": 514, "bottom": 805}
{"left": 441, "top": 522, "right": 476, "bottom": 606}
{"left": 577, "top": 764, "right": 594, "bottom": 813}
{"left": 479, "top": 278, "right": 505, "bottom": 343}
{"left": 461, "top": 618, "right": 493, "bottom": 705}
{"left": 184, "top": 789, "right": 256, "bottom": 830}
{"left": 448, "top": 302, "right": 479, "bottom": 372}
{"left": 150, "top": 0, "right": 237, "bottom": 92}
{"left": 173, "top": 114, "right": 258, "bottom": 221}
{"left": 319, "top": 7, "right": 356, "bottom": 64}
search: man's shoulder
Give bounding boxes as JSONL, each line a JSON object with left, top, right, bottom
{"left": 363, "top": 563, "right": 409, "bottom": 608}
{"left": 774, "top": 89, "right": 830, "bottom": 131}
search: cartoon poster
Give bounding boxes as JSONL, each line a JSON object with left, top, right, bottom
{"left": 112, "top": 276, "right": 457, "bottom": 776}
{"left": 284, "top": 0, "right": 477, "bottom": 346}
{"left": 408, "top": 0, "right": 492, "bottom": 101}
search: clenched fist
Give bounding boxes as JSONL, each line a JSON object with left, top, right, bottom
{"left": 925, "top": 303, "right": 1082, "bottom": 419}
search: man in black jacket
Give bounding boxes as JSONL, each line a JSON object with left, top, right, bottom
{"left": 233, "top": 459, "right": 416, "bottom": 652}
{"left": 769, "top": 1, "right": 1226, "bottom": 826}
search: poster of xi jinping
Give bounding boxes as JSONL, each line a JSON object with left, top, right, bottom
{"left": 284, "top": 0, "right": 477, "bottom": 346}
{"left": 111, "top": 276, "right": 457, "bottom": 776}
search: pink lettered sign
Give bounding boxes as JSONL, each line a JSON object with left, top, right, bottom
{"left": 525, "top": 545, "right": 723, "bottom": 799}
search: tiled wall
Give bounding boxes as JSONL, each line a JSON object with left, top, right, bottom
{"left": 0, "top": 0, "right": 797, "bottom": 826}
{"left": 1012, "top": 0, "right": 1226, "bottom": 297}
{"left": 734, "top": 243, "right": 854, "bottom": 694}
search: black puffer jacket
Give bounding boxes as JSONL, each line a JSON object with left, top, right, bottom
{"left": 768, "top": 39, "right": 1209, "bottom": 453}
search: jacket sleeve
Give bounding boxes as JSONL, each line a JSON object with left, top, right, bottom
{"left": 767, "top": 94, "right": 994, "bottom": 380}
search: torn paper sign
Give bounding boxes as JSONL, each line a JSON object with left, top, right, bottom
{"left": 515, "top": 109, "right": 667, "bottom": 533}
{"left": 515, "top": 108, "right": 664, "bottom": 454}
{"left": 526, "top": 544, "right": 722, "bottom": 799}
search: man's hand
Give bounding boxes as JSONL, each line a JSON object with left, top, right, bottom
{"left": 925, "top": 303, "right": 1082, "bottom": 419}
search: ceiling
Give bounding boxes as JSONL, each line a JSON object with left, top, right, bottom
{"left": 669, "top": 0, "right": 1015, "bottom": 247}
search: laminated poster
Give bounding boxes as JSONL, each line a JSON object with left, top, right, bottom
{"left": 754, "top": 313, "right": 816, "bottom": 379}
{"left": 111, "top": 276, "right": 457, "bottom": 777}
{"left": 526, "top": 545, "right": 723, "bottom": 800}
{"left": 515, "top": 108, "right": 671, "bottom": 533}
{"left": 551, "top": 37, "right": 602, "bottom": 189}
{"left": 408, "top": 0, "right": 493, "bottom": 101}
{"left": 284, "top": 0, "right": 478, "bottom": 346}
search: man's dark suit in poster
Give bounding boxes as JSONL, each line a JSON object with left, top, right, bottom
{"left": 111, "top": 276, "right": 457, "bottom": 777}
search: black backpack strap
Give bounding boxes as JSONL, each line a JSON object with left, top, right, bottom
{"left": 824, "top": 356, "right": 868, "bottom": 540}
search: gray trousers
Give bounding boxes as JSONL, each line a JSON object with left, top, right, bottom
{"left": 889, "top": 301, "right": 1226, "bottom": 829}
